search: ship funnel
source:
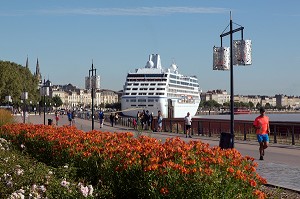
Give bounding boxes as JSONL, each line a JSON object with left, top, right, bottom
{"left": 147, "top": 54, "right": 162, "bottom": 69}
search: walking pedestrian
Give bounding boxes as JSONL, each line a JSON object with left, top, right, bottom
{"left": 149, "top": 112, "right": 153, "bottom": 131}
{"left": 99, "top": 109, "right": 104, "bottom": 128}
{"left": 110, "top": 113, "right": 114, "bottom": 127}
{"left": 253, "top": 107, "right": 270, "bottom": 160}
{"left": 115, "top": 113, "right": 119, "bottom": 125}
{"left": 71, "top": 110, "right": 76, "bottom": 126}
{"left": 55, "top": 111, "right": 59, "bottom": 126}
{"left": 157, "top": 110, "right": 163, "bottom": 132}
{"left": 184, "top": 112, "right": 192, "bottom": 138}
{"left": 133, "top": 118, "right": 137, "bottom": 129}
{"left": 67, "top": 110, "right": 72, "bottom": 126}
{"left": 144, "top": 110, "right": 150, "bottom": 130}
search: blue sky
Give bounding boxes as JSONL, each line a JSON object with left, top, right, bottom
{"left": 1, "top": 1, "right": 300, "bottom": 96}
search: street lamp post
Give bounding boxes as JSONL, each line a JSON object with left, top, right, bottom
{"left": 44, "top": 98, "right": 46, "bottom": 124}
{"left": 36, "top": 102, "right": 39, "bottom": 115}
{"left": 213, "top": 12, "right": 252, "bottom": 148}
{"left": 41, "top": 79, "right": 49, "bottom": 125}
{"left": 21, "top": 91, "right": 28, "bottom": 123}
{"left": 88, "top": 62, "right": 97, "bottom": 130}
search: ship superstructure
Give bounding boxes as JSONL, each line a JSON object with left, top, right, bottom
{"left": 121, "top": 54, "right": 201, "bottom": 118}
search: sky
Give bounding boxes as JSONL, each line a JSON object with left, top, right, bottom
{"left": 1, "top": 0, "right": 300, "bottom": 96}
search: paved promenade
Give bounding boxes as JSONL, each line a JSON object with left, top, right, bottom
{"left": 14, "top": 114, "right": 300, "bottom": 191}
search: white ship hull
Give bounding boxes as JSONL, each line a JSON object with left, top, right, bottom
{"left": 121, "top": 97, "right": 200, "bottom": 118}
{"left": 121, "top": 54, "right": 201, "bottom": 118}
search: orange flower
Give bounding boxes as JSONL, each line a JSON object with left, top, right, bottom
{"left": 227, "top": 167, "right": 234, "bottom": 173}
{"left": 160, "top": 187, "right": 169, "bottom": 195}
{"left": 253, "top": 189, "right": 266, "bottom": 199}
{"left": 204, "top": 168, "right": 213, "bottom": 176}
{"left": 249, "top": 179, "right": 257, "bottom": 187}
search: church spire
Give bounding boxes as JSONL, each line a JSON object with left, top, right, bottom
{"left": 35, "top": 58, "right": 42, "bottom": 84}
{"left": 25, "top": 56, "right": 29, "bottom": 68}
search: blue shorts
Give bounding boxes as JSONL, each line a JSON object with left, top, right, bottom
{"left": 257, "top": 134, "right": 269, "bottom": 143}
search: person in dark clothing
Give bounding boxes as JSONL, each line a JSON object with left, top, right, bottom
{"left": 110, "top": 113, "right": 114, "bottom": 127}
{"left": 67, "top": 110, "right": 72, "bottom": 126}
{"left": 99, "top": 110, "right": 104, "bottom": 128}
{"left": 144, "top": 110, "right": 150, "bottom": 130}
{"left": 149, "top": 112, "right": 153, "bottom": 131}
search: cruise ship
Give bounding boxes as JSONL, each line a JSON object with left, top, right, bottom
{"left": 121, "top": 54, "right": 201, "bottom": 118}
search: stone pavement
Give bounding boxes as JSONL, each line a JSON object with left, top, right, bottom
{"left": 14, "top": 114, "right": 300, "bottom": 192}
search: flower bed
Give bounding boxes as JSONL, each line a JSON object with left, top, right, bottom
{"left": 0, "top": 137, "right": 101, "bottom": 198}
{"left": 0, "top": 123, "right": 267, "bottom": 198}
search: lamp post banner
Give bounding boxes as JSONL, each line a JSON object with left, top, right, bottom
{"left": 233, "top": 40, "right": 252, "bottom": 65}
{"left": 21, "top": 92, "right": 28, "bottom": 100}
{"left": 213, "top": 47, "right": 230, "bottom": 70}
{"left": 40, "top": 87, "right": 49, "bottom": 96}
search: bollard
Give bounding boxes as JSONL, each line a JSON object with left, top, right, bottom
{"left": 219, "top": 132, "right": 234, "bottom": 149}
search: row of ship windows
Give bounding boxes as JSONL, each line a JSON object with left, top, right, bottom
{"left": 125, "top": 93, "right": 165, "bottom": 95}
{"left": 126, "top": 81, "right": 198, "bottom": 88}
{"left": 169, "top": 74, "right": 198, "bottom": 83}
{"left": 168, "top": 83, "right": 199, "bottom": 90}
{"left": 169, "top": 80, "right": 199, "bottom": 87}
{"left": 126, "top": 99, "right": 159, "bottom": 102}
{"left": 127, "top": 74, "right": 167, "bottom": 78}
{"left": 126, "top": 88, "right": 165, "bottom": 90}
{"left": 131, "top": 104, "right": 153, "bottom": 107}
{"left": 127, "top": 83, "right": 166, "bottom": 86}
{"left": 168, "top": 89, "right": 199, "bottom": 95}
{"left": 127, "top": 79, "right": 167, "bottom": 82}
{"left": 127, "top": 74, "right": 198, "bottom": 83}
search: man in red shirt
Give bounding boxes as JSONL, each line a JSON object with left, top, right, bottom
{"left": 253, "top": 107, "right": 270, "bottom": 160}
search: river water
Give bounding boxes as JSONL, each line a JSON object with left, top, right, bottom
{"left": 194, "top": 113, "right": 300, "bottom": 122}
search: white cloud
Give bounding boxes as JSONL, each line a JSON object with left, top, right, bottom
{"left": 36, "top": 7, "right": 229, "bottom": 16}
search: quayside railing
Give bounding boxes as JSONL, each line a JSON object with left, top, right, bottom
{"left": 78, "top": 112, "right": 300, "bottom": 146}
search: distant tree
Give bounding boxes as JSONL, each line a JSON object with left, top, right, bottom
{"left": 114, "top": 102, "right": 121, "bottom": 110}
{"left": 249, "top": 102, "right": 254, "bottom": 109}
{"left": 0, "top": 61, "right": 39, "bottom": 107}
{"left": 52, "top": 95, "right": 63, "bottom": 108}
{"left": 265, "top": 103, "right": 272, "bottom": 110}
{"left": 256, "top": 102, "right": 261, "bottom": 110}
{"left": 240, "top": 102, "right": 250, "bottom": 108}
{"left": 200, "top": 100, "right": 221, "bottom": 110}
{"left": 223, "top": 102, "right": 230, "bottom": 108}
{"left": 99, "top": 103, "right": 105, "bottom": 109}
{"left": 276, "top": 105, "right": 283, "bottom": 110}
{"left": 105, "top": 102, "right": 121, "bottom": 110}
{"left": 39, "top": 96, "right": 52, "bottom": 108}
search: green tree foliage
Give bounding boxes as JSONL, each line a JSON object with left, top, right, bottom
{"left": 0, "top": 61, "right": 40, "bottom": 107}
{"left": 256, "top": 102, "right": 261, "bottom": 110}
{"left": 52, "top": 95, "right": 63, "bottom": 108}
{"left": 105, "top": 102, "right": 121, "bottom": 110}
{"left": 265, "top": 103, "right": 272, "bottom": 110}
{"left": 249, "top": 101, "right": 254, "bottom": 109}
{"left": 39, "top": 96, "right": 52, "bottom": 107}
{"left": 200, "top": 100, "right": 221, "bottom": 110}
